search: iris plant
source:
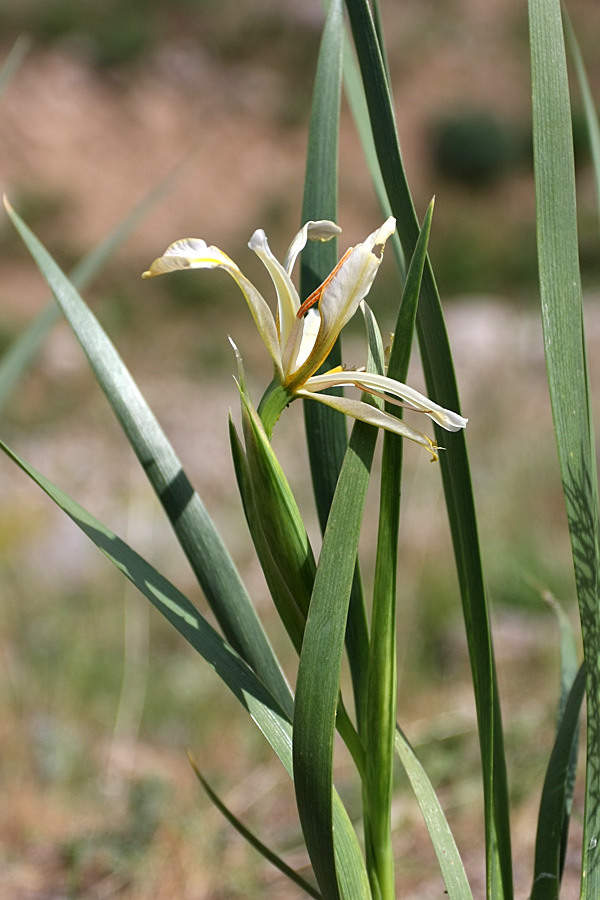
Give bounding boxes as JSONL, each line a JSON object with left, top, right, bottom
{"left": 143, "top": 217, "right": 467, "bottom": 459}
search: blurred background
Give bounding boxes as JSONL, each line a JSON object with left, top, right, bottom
{"left": 0, "top": 1, "right": 599, "bottom": 897}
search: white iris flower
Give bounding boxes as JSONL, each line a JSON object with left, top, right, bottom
{"left": 143, "top": 217, "right": 467, "bottom": 460}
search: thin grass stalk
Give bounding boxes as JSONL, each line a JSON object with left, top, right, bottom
{"left": 343, "top": 3, "right": 512, "bottom": 896}
{"left": 0, "top": 438, "right": 371, "bottom": 897}
{"left": 4, "top": 200, "right": 294, "bottom": 721}
{"left": 363, "top": 201, "right": 435, "bottom": 900}
{"left": 300, "top": 0, "right": 371, "bottom": 734}
{"left": 528, "top": 1, "right": 600, "bottom": 895}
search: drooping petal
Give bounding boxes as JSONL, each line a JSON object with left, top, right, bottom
{"left": 304, "top": 369, "right": 468, "bottom": 432}
{"left": 248, "top": 229, "right": 302, "bottom": 351}
{"left": 143, "top": 238, "right": 283, "bottom": 377}
{"left": 295, "top": 388, "right": 440, "bottom": 461}
{"left": 283, "top": 220, "right": 342, "bottom": 275}
{"left": 142, "top": 238, "right": 234, "bottom": 276}
{"left": 286, "top": 217, "right": 396, "bottom": 388}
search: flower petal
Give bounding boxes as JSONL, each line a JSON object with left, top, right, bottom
{"left": 295, "top": 388, "right": 440, "bottom": 461}
{"left": 248, "top": 229, "right": 302, "bottom": 352}
{"left": 283, "top": 220, "right": 342, "bottom": 275}
{"left": 318, "top": 216, "right": 396, "bottom": 333}
{"left": 142, "top": 238, "right": 234, "bottom": 277}
{"left": 143, "top": 238, "right": 283, "bottom": 377}
{"left": 303, "top": 370, "right": 467, "bottom": 432}
{"left": 286, "top": 217, "right": 396, "bottom": 388}
{"left": 285, "top": 308, "right": 320, "bottom": 373}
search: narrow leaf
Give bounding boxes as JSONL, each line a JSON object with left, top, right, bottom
{"left": 293, "top": 418, "right": 378, "bottom": 900}
{"left": 189, "top": 757, "right": 322, "bottom": 899}
{"left": 531, "top": 664, "right": 585, "bottom": 900}
{"left": 303, "top": 0, "right": 371, "bottom": 738}
{"left": 3, "top": 199, "right": 293, "bottom": 720}
{"left": 528, "top": 2, "right": 600, "bottom": 895}
{"left": 343, "top": 3, "right": 512, "bottom": 896}
{"left": 0, "top": 439, "right": 368, "bottom": 897}
{"left": 564, "top": 11, "right": 600, "bottom": 220}
{"left": 394, "top": 727, "right": 474, "bottom": 900}
{"left": 0, "top": 151, "right": 194, "bottom": 417}
{"left": 364, "top": 201, "right": 435, "bottom": 900}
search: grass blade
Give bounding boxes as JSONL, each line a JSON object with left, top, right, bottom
{"left": 0, "top": 35, "right": 30, "bottom": 101}
{"left": 3, "top": 198, "right": 293, "bottom": 720}
{"left": 394, "top": 727, "right": 474, "bottom": 900}
{"left": 528, "top": 2, "right": 600, "bottom": 895}
{"left": 189, "top": 757, "right": 322, "bottom": 899}
{"left": 0, "top": 437, "right": 370, "bottom": 893}
{"left": 343, "top": 3, "right": 512, "bottom": 896}
{"left": 0, "top": 152, "right": 194, "bottom": 416}
{"left": 293, "top": 418, "right": 378, "bottom": 900}
{"left": 364, "top": 200, "right": 435, "bottom": 900}
{"left": 564, "top": 11, "right": 600, "bottom": 220}
{"left": 302, "top": 0, "right": 371, "bottom": 736}
{"left": 0, "top": 439, "right": 294, "bottom": 756}
{"left": 301, "top": 0, "right": 346, "bottom": 527}
{"left": 531, "top": 664, "right": 585, "bottom": 900}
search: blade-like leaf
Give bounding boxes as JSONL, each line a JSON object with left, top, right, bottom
{"left": 528, "top": 2, "right": 600, "bottom": 896}
{"left": 300, "top": 0, "right": 346, "bottom": 526}
{"left": 3, "top": 198, "right": 293, "bottom": 720}
{"left": 0, "top": 438, "right": 368, "bottom": 896}
{"left": 394, "top": 726, "right": 474, "bottom": 900}
{"left": 189, "top": 756, "right": 322, "bottom": 899}
{"left": 293, "top": 417, "right": 378, "bottom": 900}
{"left": 229, "top": 413, "right": 308, "bottom": 654}
{"left": 564, "top": 11, "right": 600, "bottom": 221}
{"left": 303, "top": 0, "right": 371, "bottom": 738}
{"left": 343, "top": 4, "right": 512, "bottom": 897}
{"left": 364, "top": 200, "right": 435, "bottom": 900}
{"left": 0, "top": 151, "right": 195, "bottom": 417}
{"left": 531, "top": 664, "right": 585, "bottom": 900}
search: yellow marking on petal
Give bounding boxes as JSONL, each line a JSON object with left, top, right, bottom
{"left": 296, "top": 247, "right": 353, "bottom": 318}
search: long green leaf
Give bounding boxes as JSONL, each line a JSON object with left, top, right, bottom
{"left": 531, "top": 664, "right": 585, "bottom": 900}
{"left": 293, "top": 418, "right": 377, "bottom": 900}
{"left": 394, "top": 727, "right": 474, "bottom": 900}
{"left": 343, "top": 4, "right": 512, "bottom": 897}
{"left": 0, "top": 152, "right": 194, "bottom": 417}
{"left": 304, "top": 0, "right": 371, "bottom": 739}
{"left": 563, "top": 11, "right": 600, "bottom": 220}
{"left": 189, "top": 757, "right": 322, "bottom": 899}
{"left": 528, "top": 2, "right": 600, "bottom": 895}
{"left": 300, "top": 0, "right": 346, "bottom": 527}
{"left": 364, "top": 200, "right": 435, "bottom": 900}
{"left": 0, "top": 440, "right": 367, "bottom": 896}
{"left": 3, "top": 199, "right": 293, "bottom": 721}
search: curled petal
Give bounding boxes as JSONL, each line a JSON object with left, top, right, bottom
{"left": 304, "top": 370, "right": 468, "bottom": 432}
{"left": 295, "top": 388, "right": 440, "bottom": 461}
{"left": 143, "top": 238, "right": 283, "bottom": 377}
{"left": 283, "top": 220, "right": 342, "bottom": 275}
{"left": 248, "top": 229, "right": 302, "bottom": 350}
{"left": 142, "top": 238, "right": 235, "bottom": 277}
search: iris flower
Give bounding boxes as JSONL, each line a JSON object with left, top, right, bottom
{"left": 143, "top": 217, "right": 467, "bottom": 460}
